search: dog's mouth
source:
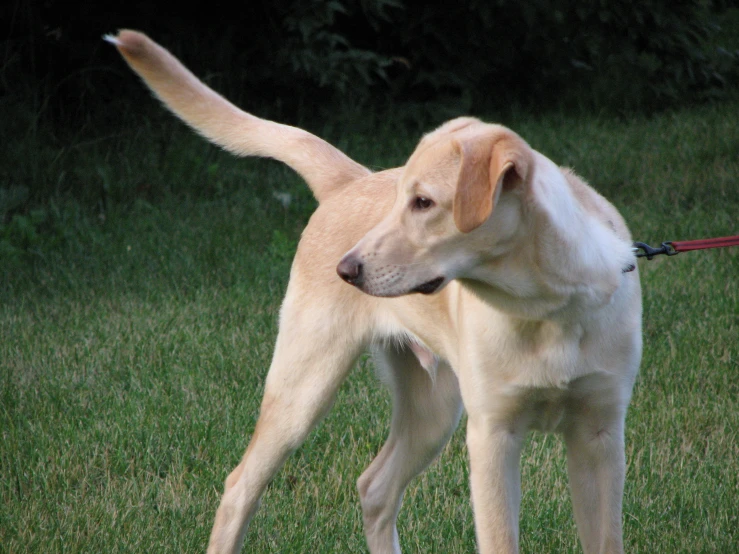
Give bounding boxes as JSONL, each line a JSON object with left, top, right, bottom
{"left": 411, "top": 276, "right": 445, "bottom": 295}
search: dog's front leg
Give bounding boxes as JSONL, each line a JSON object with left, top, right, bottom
{"left": 466, "top": 413, "right": 525, "bottom": 554}
{"left": 207, "top": 288, "right": 364, "bottom": 554}
{"left": 564, "top": 405, "right": 627, "bottom": 554}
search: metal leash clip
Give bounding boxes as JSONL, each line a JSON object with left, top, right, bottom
{"left": 632, "top": 241, "right": 678, "bottom": 260}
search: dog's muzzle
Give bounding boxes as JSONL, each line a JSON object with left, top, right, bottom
{"left": 337, "top": 255, "right": 444, "bottom": 296}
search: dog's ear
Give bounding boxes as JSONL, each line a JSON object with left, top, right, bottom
{"left": 453, "top": 130, "right": 531, "bottom": 233}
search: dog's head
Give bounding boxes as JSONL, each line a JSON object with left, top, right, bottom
{"left": 337, "top": 118, "right": 533, "bottom": 297}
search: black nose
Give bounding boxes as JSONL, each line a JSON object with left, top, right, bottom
{"left": 337, "top": 255, "right": 364, "bottom": 286}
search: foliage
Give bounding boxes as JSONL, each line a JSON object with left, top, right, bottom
{"left": 553, "top": 1, "right": 739, "bottom": 108}
{"left": 277, "top": 0, "right": 399, "bottom": 95}
{"left": 3, "top": 0, "right": 737, "bottom": 125}
{"left": 370, "top": 0, "right": 738, "bottom": 111}
{"left": 221, "top": 0, "right": 739, "bottom": 111}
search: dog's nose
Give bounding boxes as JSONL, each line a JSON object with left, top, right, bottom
{"left": 337, "top": 255, "right": 364, "bottom": 286}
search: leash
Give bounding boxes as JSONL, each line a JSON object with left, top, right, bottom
{"left": 632, "top": 235, "right": 739, "bottom": 260}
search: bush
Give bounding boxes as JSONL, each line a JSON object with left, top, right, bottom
{"left": 4, "top": 0, "right": 736, "bottom": 121}
{"left": 373, "top": 1, "right": 738, "bottom": 111}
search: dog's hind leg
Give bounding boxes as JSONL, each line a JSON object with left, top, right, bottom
{"left": 207, "top": 287, "right": 365, "bottom": 554}
{"left": 358, "top": 345, "right": 463, "bottom": 553}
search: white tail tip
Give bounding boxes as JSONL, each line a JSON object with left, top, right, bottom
{"left": 102, "top": 33, "right": 121, "bottom": 46}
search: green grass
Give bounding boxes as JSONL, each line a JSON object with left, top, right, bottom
{"left": 1, "top": 99, "right": 738, "bottom": 553}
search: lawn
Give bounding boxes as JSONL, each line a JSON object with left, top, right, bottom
{"left": 1, "top": 99, "right": 738, "bottom": 552}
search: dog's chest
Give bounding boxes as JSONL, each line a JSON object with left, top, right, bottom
{"left": 485, "top": 316, "right": 590, "bottom": 389}
{"left": 463, "top": 312, "right": 610, "bottom": 404}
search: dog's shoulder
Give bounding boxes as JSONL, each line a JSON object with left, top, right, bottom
{"left": 560, "top": 168, "right": 632, "bottom": 242}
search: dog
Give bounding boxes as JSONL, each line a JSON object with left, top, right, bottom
{"left": 107, "top": 30, "right": 642, "bottom": 554}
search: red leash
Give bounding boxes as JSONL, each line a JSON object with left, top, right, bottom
{"left": 633, "top": 235, "right": 739, "bottom": 260}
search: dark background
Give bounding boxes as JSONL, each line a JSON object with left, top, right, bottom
{"left": 4, "top": 0, "right": 739, "bottom": 126}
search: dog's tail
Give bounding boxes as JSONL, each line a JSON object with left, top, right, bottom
{"left": 105, "top": 30, "right": 370, "bottom": 202}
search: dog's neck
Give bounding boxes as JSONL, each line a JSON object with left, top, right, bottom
{"left": 459, "top": 156, "right": 634, "bottom": 322}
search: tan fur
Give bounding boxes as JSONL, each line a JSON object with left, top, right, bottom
{"left": 108, "top": 30, "right": 368, "bottom": 201}
{"left": 109, "top": 30, "right": 642, "bottom": 554}
{"left": 453, "top": 128, "right": 532, "bottom": 233}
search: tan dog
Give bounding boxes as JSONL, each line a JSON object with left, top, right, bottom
{"left": 107, "top": 30, "right": 642, "bottom": 554}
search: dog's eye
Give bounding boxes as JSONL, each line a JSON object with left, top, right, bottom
{"left": 412, "top": 196, "right": 434, "bottom": 211}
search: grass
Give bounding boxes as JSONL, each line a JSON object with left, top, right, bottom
{"left": 1, "top": 98, "right": 738, "bottom": 553}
